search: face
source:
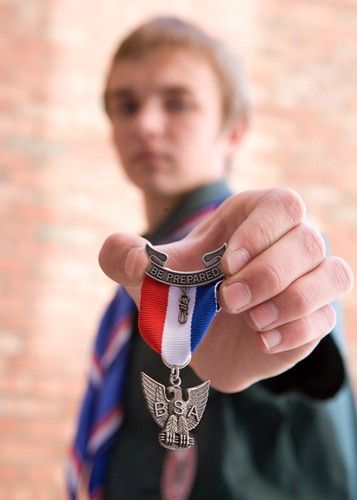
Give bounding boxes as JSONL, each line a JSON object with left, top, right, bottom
{"left": 105, "top": 48, "right": 239, "bottom": 198}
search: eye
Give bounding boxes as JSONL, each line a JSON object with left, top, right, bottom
{"left": 110, "top": 99, "right": 139, "bottom": 117}
{"left": 165, "top": 97, "right": 192, "bottom": 112}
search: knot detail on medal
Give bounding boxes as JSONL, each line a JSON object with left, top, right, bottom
{"left": 141, "top": 368, "right": 210, "bottom": 450}
{"left": 178, "top": 287, "right": 190, "bottom": 324}
{"left": 145, "top": 243, "right": 226, "bottom": 287}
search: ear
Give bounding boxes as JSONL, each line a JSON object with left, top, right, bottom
{"left": 223, "top": 119, "right": 249, "bottom": 163}
{"left": 227, "top": 119, "right": 248, "bottom": 150}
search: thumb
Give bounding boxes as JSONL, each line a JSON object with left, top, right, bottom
{"left": 98, "top": 233, "right": 149, "bottom": 293}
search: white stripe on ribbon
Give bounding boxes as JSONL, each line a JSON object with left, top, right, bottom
{"left": 161, "top": 286, "right": 196, "bottom": 367}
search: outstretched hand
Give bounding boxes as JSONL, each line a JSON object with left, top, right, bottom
{"left": 99, "top": 188, "right": 353, "bottom": 392}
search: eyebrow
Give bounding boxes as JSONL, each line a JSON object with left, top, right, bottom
{"left": 105, "top": 85, "right": 193, "bottom": 101}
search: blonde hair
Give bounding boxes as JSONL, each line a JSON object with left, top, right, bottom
{"left": 104, "top": 16, "right": 250, "bottom": 128}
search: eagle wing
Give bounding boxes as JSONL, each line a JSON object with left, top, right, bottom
{"left": 186, "top": 380, "right": 210, "bottom": 431}
{"left": 141, "top": 371, "right": 168, "bottom": 429}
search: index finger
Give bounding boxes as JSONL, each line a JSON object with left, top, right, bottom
{"left": 221, "top": 188, "right": 306, "bottom": 276}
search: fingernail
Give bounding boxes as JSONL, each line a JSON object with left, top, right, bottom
{"left": 222, "top": 282, "right": 251, "bottom": 312}
{"left": 250, "top": 302, "right": 279, "bottom": 329}
{"left": 123, "top": 246, "right": 143, "bottom": 280}
{"left": 227, "top": 248, "right": 250, "bottom": 275}
{"left": 260, "top": 329, "right": 281, "bottom": 350}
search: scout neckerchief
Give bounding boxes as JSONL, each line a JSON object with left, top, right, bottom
{"left": 67, "top": 181, "right": 231, "bottom": 499}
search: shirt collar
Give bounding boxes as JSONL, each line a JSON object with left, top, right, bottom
{"left": 145, "top": 179, "right": 232, "bottom": 244}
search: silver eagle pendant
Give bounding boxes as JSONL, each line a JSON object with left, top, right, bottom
{"left": 141, "top": 367, "right": 210, "bottom": 450}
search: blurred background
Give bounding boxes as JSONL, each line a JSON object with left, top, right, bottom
{"left": 0, "top": 0, "right": 356, "bottom": 498}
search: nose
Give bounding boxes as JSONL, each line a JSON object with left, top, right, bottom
{"left": 134, "top": 100, "right": 167, "bottom": 139}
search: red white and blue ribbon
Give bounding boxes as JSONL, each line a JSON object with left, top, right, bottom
{"left": 139, "top": 276, "right": 221, "bottom": 367}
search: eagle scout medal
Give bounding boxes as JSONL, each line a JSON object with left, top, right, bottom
{"left": 139, "top": 243, "right": 226, "bottom": 450}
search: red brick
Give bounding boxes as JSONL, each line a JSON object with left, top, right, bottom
{"left": 0, "top": 1, "right": 356, "bottom": 497}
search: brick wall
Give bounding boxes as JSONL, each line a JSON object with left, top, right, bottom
{"left": 0, "top": 0, "right": 356, "bottom": 497}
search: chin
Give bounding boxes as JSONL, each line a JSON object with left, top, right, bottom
{"left": 130, "top": 168, "right": 208, "bottom": 197}
{"left": 132, "top": 176, "right": 179, "bottom": 197}
{"left": 143, "top": 184, "right": 182, "bottom": 198}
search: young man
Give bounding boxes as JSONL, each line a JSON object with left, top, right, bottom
{"left": 69, "top": 17, "right": 357, "bottom": 499}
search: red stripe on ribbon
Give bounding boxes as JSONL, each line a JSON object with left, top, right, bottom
{"left": 139, "top": 276, "right": 168, "bottom": 353}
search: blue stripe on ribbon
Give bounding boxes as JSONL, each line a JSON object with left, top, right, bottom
{"left": 190, "top": 282, "right": 220, "bottom": 352}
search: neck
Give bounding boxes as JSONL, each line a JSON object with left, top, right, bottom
{"left": 144, "top": 192, "right": 183, "bottom": 232}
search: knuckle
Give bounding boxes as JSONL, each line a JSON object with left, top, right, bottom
{"left": 329, "top": 256, "right": 354, "bottom": 292}
{"left": 299, "top": 319, "right": 314, "bottom": 342}
{"left": 254, "top": 219, "right": 273, "bottom": 249}
{"left": 300, "top": 224, "right": 326, "bottom": 263}
{"left": 321, "top": 304, "right": 337, "bottom": 331}
{"left": 275, "top": 188, "right": 306, "bottom": 225}
{"left": 263, "top": 262, "right": 284, "bottom": 291}
{"left": 289, "top": 285, "right": 311, "bottom": 315}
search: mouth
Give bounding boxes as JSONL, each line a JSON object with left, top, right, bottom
{"left": 133, "top": 150, "right": 167, "bottom": 164}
